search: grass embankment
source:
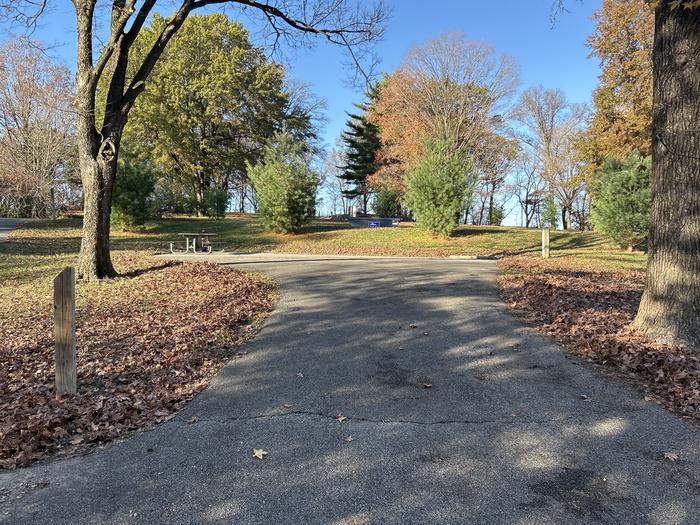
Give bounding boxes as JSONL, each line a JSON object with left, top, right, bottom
{"left": 11, "top": 215, "right": 642, "bottom": 263}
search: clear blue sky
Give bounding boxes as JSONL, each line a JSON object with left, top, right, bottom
{"left": 286, "top": 0, "right": 603, "bottom": 147}
{"left": 13, "top": 0, "right": 602, "bottom": 150}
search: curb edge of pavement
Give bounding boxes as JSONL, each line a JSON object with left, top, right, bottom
{"left": 156, "top": 252, "right": 502, "bottom": 261}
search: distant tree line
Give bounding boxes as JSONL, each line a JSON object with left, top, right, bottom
{"left": 0, "top": 39, "right": 80, "bottom": 218}
{"left": 335, "top": 2, "right": 654, "bottom": 242}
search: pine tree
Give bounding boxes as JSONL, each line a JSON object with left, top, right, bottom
{"left": 339, "top": 88, "right": 381, "bottom": 214}
{"left": 592, "top": 153, "right": 651, "bottom": 252}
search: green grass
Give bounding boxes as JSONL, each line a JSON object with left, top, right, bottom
{"left": 0, "top": 215, "right": 647, "bottom": 286}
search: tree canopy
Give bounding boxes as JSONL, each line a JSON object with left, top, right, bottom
{"left": 578, "top": 0, "right": 654, "bottom": 175}
{"left": 121, "top": 13, "right": 305, "bottom": 213}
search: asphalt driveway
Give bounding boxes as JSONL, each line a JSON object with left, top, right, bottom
{"left": 0, "top": 218, "right": 28, "bottom": 242}
{"left": 1, "top": 255, "right": 698, "bottom": 524}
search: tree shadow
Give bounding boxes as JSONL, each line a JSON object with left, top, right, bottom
{"left": 3, "top": 258, "right": 697, "bottom": 524}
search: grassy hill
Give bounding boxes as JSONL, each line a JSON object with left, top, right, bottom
{"left": 1, "top": 215, "right": 646, "bottom": 285}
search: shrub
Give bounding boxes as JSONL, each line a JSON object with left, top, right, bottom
{"left": 203, "top": 188, "right": 228, "bottom": 219}
{"left": 111, "top": 151, "right": 155, "bottom": 230}
{"left": 592, "top": 153, "right": 651, "bottom": 251}
{"left": 374, "top": 189, "right": 401, "bottom": 217}
{"left": 404, "top": 137, "right": 475, "bottom": 236}
{"left": 151, "top": 180, "right": 196, "bottom": 216}
{"left": 488, "top": 205, "right": 505, "bottom": 226}
{"left": 248, "top": 132, "right": 318, "bottom": 233}
{"left": 541, "top": 195, "right": 559, "bottom": 229}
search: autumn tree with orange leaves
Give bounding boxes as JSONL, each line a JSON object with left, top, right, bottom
{"left": 368, "top": 34, "right": 519, "bottom": 197}
{"left": 577, "top": 0, "right": 654, "bottom": 175}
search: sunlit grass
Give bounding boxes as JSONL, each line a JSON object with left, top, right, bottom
{"left": 0, "top": 215, "right": 646, "bottom": 291}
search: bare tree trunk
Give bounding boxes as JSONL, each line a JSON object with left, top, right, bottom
{"left": 74, "top": 33, "right": 120, "bottom": 281}
{"left": 633, "top": 3, "right": 700, "bottom": 349}
{"left": 77, "top": 152, "right": 118, "bottom": 279}
{"left": 239, "top": 182, "right": 246, "bottom": 213}
{"left": 561, "top": 207, "right": 569, "bottom": 230}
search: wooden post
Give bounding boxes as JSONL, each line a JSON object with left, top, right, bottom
{"left": 54, "top": 267, "right": 76, "bottom": 395}
{"left": 542, "top": 227, "right": 551, "bottom": 259}
{"left": 50, "top": 187, "right": 56, "bottom": 221}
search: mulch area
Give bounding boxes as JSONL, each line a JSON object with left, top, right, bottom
{"left": 499, "top": 255, "right": 700, "bottom": 423}
{"left": 0, "top": 256, "right": 276, "bottom": 469}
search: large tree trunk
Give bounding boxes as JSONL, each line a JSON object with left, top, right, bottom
{"left": 633, "top": 3, "right": 700, "bottom": 349}
{"left": 77, "top": 152, "right": 118, "bottom": 280}
{"left": 74, "top": 45, "right": 121, "bottom": 281}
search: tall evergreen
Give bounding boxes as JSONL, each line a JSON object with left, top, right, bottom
{"left": 339, "top": 88, "right": 381, "bottom": 214}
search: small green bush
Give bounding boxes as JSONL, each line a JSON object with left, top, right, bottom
{"left": 541, "top": 195, "right": 558, "bottom": 229}
{"left": 488, "top": 205, "right": 505, "bottom": 226}
{"left": 248, "top": 132, "right": 318, "bottom": 233}
{"left": 404, "top": 137, "right": 475, "bottom": 236}
{"left": 374, "top": 189, "right": 401, "bottom": 217}
{"left": 151, "top": 180, "right": 195, "bottom": 216}
{"left": 203, "top": 188, "right": 228, "bottom": 219}
{"left": 592, "top": 152, "right": 651, "bottom": 251}
{"left": 111, "top": 151, "right": 155, "bottom": 230}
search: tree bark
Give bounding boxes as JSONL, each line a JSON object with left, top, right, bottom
{"left": 633, "top": 3, "right": 700, "bottom": 349}
{"left": 77, "top": 152, "right": 118, "bottom": 279}
{"left": 561, "top": 207, "right": 569, "bottom": 230}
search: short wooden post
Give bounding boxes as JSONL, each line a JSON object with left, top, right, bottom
{"left": 54, "top": 267, "right": 76, "bottom": 395}
{"left": 542, "top": 227, "right": 551, "bottom": 259}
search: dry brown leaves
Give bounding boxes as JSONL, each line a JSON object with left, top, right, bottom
{"left": 0, "top": 258, "right": 275, "bottom": 469}
{"left": 499, "top": 255, "right": 699, "bottom": 422}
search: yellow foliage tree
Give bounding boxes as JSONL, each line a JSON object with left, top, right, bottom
{"left": 579, "top": 0, "right": 654, "bottom": 174}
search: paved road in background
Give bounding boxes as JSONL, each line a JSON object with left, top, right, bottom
{"left": 1, "top": 255, "right": 698, "bottom": 524}
{"left": 0, "top": 218, "right": 28, "bottom": 242}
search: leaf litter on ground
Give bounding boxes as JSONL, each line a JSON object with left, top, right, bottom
{"left": 499, "top": 255, "right": 699, "bottom": 422}
{"left": 0, "top": 254, "right": 276, "bottom": 469}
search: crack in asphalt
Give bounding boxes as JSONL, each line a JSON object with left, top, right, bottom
{"left": 186, "top": 410, "right": 583, "bottom": 427}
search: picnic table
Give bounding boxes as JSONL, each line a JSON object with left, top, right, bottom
{"left": 170, "top": 231, "right": 218, "bottom": 254}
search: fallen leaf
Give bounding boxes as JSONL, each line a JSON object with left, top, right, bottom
{"left": 335, "top": 415, "right": 347, "bottom": 422}
{"left": 186, "top": 416, "right": 198, "bottom": 424}
{"left": 579, "top": 395, "right": 590, "bottom": 401}
{"left": 344, "top": 436, "right": 353, "bottom": 442}
{"left": 296, "top": 372, "right": 304, "bottom": 379}
{"left": 253, "top": 448, "right": 269, "bottom": 460}
{"left": 663, "top": 452, "right": 678, "bottom": 462}
{"left": 282, "top": 404, "right": 293, "bottom": 409}
{"left": 423, "top": 383, "right": 433, "bottom": 389}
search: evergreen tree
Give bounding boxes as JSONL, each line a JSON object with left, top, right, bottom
{"left": 339, "top": 87, "right": 381, "bottom": 214}
{"left": 248, "top": 132, "right": 318, "bottom": 234}
{"left": 592, "top": 153, "right": 651, "bottom": 252}
{"left": 404, "top": 136, "right": 475, "bottom": 237}
{"left": 111, "top": 148, "right": 155, "bottom": 230}
{"left": 541, "top": 194, "right": 559, "bottom": 229}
